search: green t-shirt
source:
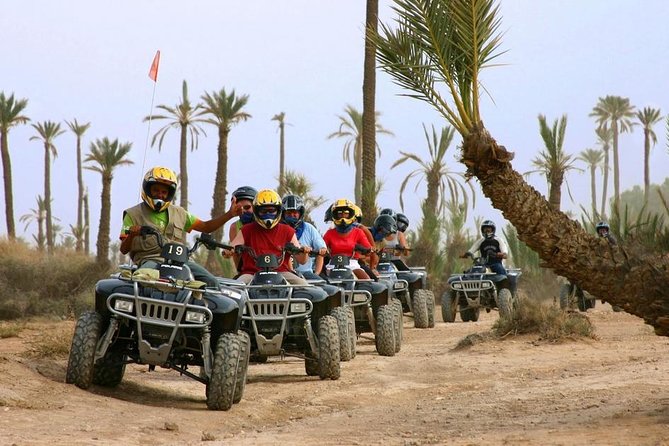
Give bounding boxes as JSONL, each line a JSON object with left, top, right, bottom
{"left": 121, "top": 210, "right": 198, "bottom": 238}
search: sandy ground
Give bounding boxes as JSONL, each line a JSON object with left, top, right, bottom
{"left": 1, "top": 301, "right": 668, "bottom": 446}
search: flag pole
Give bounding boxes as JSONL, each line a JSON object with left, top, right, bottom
{"left": 140, "top": 50, "right": 161, "bottom": 200}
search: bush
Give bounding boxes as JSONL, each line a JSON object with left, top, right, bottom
{"left": 0, "top": 240, "right": 107, "bottom": 320}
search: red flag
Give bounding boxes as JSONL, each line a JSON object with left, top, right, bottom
{"left": 148, "top": 50, "right": 160, "bottom": 82}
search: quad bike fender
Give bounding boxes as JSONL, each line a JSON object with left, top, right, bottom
{"left": 94, "top": 278, "right": 135, "bottom": 317}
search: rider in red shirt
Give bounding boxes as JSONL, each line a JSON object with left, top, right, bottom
{"left": 323, "top": 199, "right": 372, "bottom": 279}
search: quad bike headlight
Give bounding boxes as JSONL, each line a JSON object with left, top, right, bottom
{"left": 185, "top": 311, "right": 206, "bottom": 324}
{"left": 352, "top": 293, "right": 368, "bottom": 303}
{"left": 481, "top": 282, "right": 493, "bottom": 289}
{"left": 393, "top": 282, "right": 405, "bottom": 290}
{"left": 114, "top": 299, "right": 134, "bottom": 313}
{"left": 451, "top": 283, "right": 463, "bottom": 290}
{"left": 290, "top": 303, "right": 307, "bottom": 313}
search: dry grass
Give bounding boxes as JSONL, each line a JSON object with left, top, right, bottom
{"left": 0, "top": 321, "right": 25, "bottom": 338}
{"left": 22, "top": 323, "right": 73, "bottom": 359}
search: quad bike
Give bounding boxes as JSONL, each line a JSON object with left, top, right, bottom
{"left": 222, "top": 243, "right": 343, "bottom": 380}
{"left": 559, "top": 279, "right": 596, "bottom": 312}
{"left": 323, "top": 246, "right": 400, "bottom": 357}
{"left": 441, "top": 253, "right": 522, "bottom": 323}
{"left": 376, "top": 247, "right": 435, "bottom": 329}
{"left": 66, "top": 228, "right": 250, "bottom": 411}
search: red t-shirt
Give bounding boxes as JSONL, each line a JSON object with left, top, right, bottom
{"left": 240, "top": 223, "right": 296, "bottom": 275}
{"left": 323, "top": 227, "right": 371, "bottom": 259}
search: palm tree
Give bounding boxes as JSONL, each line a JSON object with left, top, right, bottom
{"left": 362, "top": 0, "right": 380, "bottom": 222}
{"left": 528, "top": 114, "right": 578, "bottom": 211}
{"left": 392, "top": 124, "right": 471, "bottom": 216}
{"left": 635, "top": 107, "right": 663, "bottom": 204}
{"left": 281, "top": 170, "right": 327, "bottom": 222}
{"left": 145, "top": 80, "right": 207, "bottom": 209}
{"left": 83, "top": 188, "right": 90, "bottom": 255}
{"left": 375, "top": 0, "right": 669, "bottom": 336}
{"left": 85, "top": 137, "right": 133, "bottom": 265}
{"left": 590, "top": 96, "right": 636, "bottom": 212}
{"left": 327, "top": 105, "right": 392, "bottom": 204}
{"left": 19, "top": 195, "right": 46, "bottom": 251}
{"left": 272, "top": 112, "right": 287, "bottom": 195}
{"left": 65, "top": 119, "right": 91, "bottom": 251}
{"left": 577, "top": 148, "right": 604, "bottom": 218}
{"left": 200, "top": 88, "right": 251, "bottom": 259}
{"left": 30, "top": 121, "right": 65, "bottom": 253}
{"left": 0, "top": 92, "right": 29, "bottom": 240}
{"left": 595, "top": 126, "right": 613, "bottom": 218}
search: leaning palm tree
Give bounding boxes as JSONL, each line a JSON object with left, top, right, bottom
{"left": 30, "top": 121, "right": 65, "bottom": 253}
{"left": 392, "top": 124, "right": 471, "bottom": 216}
{"left": 634, "top": 107, "right": 663, "bottom": 204}
{"left": 595, "top": 126, "right": 613, "bottom": 218}
{"left": 85, "top": 138, "right": 134, "bottom": 265}
{"left": 19, "top": 195, "right": 47, "bottom": 251}
{"left": 145, "top": 80, "right": 207, "bottom": 209}
{"left": 527, "top": 114, "right": 578, "bottom": 211}
{"left": 577, "top": 148, "right": 604, "bottom": 218}
{"left": 272, "top": 112, "right": 288, "bottom": 195}
{"left": 0, "top": 92, "right": 29, "bottom": 240}
{"left": 327, "top": 105, "right": 393, "bottom": 204}
{"left": 281, "top": 169, "right": 327, "bottom": 222}
{"left": 375, "top": 0, "right": 669, "bottom": 336}
{"left": 200, "top": 88, "right": 251, "bottom": 244}
{"left": 362, "top": 0, "right": 381, "bottom": 222}
{"left": 590, "top": 96, "right": 636, "bottom": 212}
{"left": 65, "top": 118, "right": 91, "bottom": 251}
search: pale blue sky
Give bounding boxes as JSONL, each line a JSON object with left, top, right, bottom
{"left": 2, "top": 1, "right": 669, "bottom": 250}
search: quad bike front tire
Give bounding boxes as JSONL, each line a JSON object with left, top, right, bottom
{"left": 66, "top": 311, "right": 103, "bottom": 389}
{"left": 497, "top": 288, "right": 513, "bottom": 319}
{"left": 441, "top": 290, "right": 457, "bottom": 323}
{"left": 207, "top": 333, "right": 244, "bottom": 410}
{"left": 375, "top": 304, "right": 396, "bottom": 357}
{"left": 92, "top": 348, "right": 126, "bottom": 388}
{"left": 412, "top": 291, "right": 429, "bottom": 329}
{"left": 317, "top": 315, "right": 341, "bottom": 380}
{"left": 424, "top": 290, "right": 436, "bottom": 328}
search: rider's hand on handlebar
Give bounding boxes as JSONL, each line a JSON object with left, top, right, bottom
{"left": 222, "top": 248, "right": 235, "bottom": 258}
{"left": 460, "top": 252, "right": 469, "bottom": 259}
{"left": 495, "top": 252, "right": 506, "bottom": 259}
{"left": 318, "top": 247, "right": 328, "bottom": 256}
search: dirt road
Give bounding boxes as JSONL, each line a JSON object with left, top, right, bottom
{"left": 1, "top": 302, "right": 668, "bottom": 446}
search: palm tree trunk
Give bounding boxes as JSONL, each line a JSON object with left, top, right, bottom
{"left": 361, "top": 0, "right": 379, "bottom": 222}
{"left": 84, "top": 190, "right": 90, "bottom": 255}
{"left": 354, "top": 139, "right": 362, "bottom": 204}
{"left": 76, "top": 135, "right": 84, "bottom": 251}
{"left": 600, "top": 147, "right": 609, "bottom": 218}
{"left": 426, "top": 174, "right": 439, "bottom": 216}
{"left": 44, "top": 144, "right": 53, "bottom": 254}
{"left": 589, "top": 165, "right": 597, "bottom": 218}
{"left": 612, "top": 121, "right": 620, "bottom": 213}
{"left": 179, "top": 123, "right": 189, "bottom": 209}
{"left": 278, "top": 121, "right": 285, "bottom": 195}
{"left": 37, "top": 214, "right": 45, "bottom": 251}
{"left": 548, "top": 175, "right": 562, "bottom": 211}
{"left": 643, "top": 128, "right": 650, "bottom": 205}
{"left": 207, "top": 126, "right": 229, "bottom": 272}
{"left": 96, "top": 174, "right": 112, "bottom": 266}
{"left": 0, "top": 131, "right": 16, "bottom": 240}
{"left": 462, "top": 126, "right": 669, "bottom": 336}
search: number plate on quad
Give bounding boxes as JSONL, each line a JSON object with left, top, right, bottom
{"left": 161, "top": 243, "right": 188, "bottom": 264}
{"left": 256, "top": 254, "right": 280, "bottom": 269}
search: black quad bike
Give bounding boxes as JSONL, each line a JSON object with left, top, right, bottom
{"left": 441, "top": 253, "right": 522, "bottom": 323}
{"left": 376, "top": 247, "right": 435, "bottom": 329}
{"left": 324, "top": 246, "right": 400, "bottom": 357}
{"left": 559, "top": 280, "right": 596, "bottom": 312}
{"left": 223, "top": 244, "right": 343, "bottom": 380}
{"left": 65, "top": 228, "right": 250, "bottom": 411}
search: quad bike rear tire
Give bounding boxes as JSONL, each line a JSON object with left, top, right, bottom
{"left": 412, "top": 291, "right": 429, "bottom": 329}
{"left": 66, "top": 311, "right": 103, "bottom": 389}
{"left": 375, "top": 304, "right": 396, "bottom": 357}
{"left": 233, "top": 331, "right": 251, "bottom": 404}
{"left": 332, "top": 307, "right": 353, "bottom": 362}
{"left": 207, "top": 333, "right": 244, "bottom": 410}
{"left": 424, "top": 290, "right": 436, "bottom": 327}
{"left": 391, "top": 298, "right": 403, "bottom": 353}
{"left": 317, "top": 315, "right": 341, "bottom": 380}
{"left": 497, "top": 288, "right": 513, "bottom": 319}
{"left": 441, "top": 290, "right": 457, "bottom": 323}
{"left": 92, "top": 348, "right": 126, "bottom": 388}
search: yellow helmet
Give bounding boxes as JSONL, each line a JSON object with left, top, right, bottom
{"left": 141, "top": 166, "right": 178, "bottom": 212}
{"left": 351, "top": 204, "right": 363, "bottom": 223}
{"left": 331, "top": 198, "right": 357, "bottom": 226}
{"left": 253, "top": 189, "right": 283, "bottom": 229}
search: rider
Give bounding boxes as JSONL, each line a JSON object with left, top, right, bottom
{"left": 120, "top": 166, "right": 241, "bottom": 288}
{"left": 595, "top": 221, "right": 617, "bottom": 245}
{"left": 228, "top": 186, "right": 257, "bottom": 242}
{"left": 224, "top": 189, "right": 309, "bottom": 285}
{"left": 323, "top": 199, "right": 373, "bottom": 279}
{"left": 394, "top": 213, "right": 411, "bottom": 255}
{"left": 463, "top": 219, "right": 509, "bottom": 276}
{"left": 281, "top": 194, "right": 328, "bottom": 278}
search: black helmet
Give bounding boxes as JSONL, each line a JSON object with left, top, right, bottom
{"left": 379, "top": 208, "right": 395, "bottom": 218}
{"left": 395, "top": 213, "right": 409, "bottom": 233}
{"left": 373, "top": 214, "right": 398, "bottom": 237}
{"left": 324, "top": 203, "right": 334, "bottom": 223}
{"left": 595, "top": 221, "right": 610, "bottom": 235}
{"left": 481, "top": 220, "right": 496, "bottom": 239}
{"left": 232, "top": 186, "right": 257, "bottom": 203}
{"left": 281, "top": 194, "right": 305, "bottom": 227}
